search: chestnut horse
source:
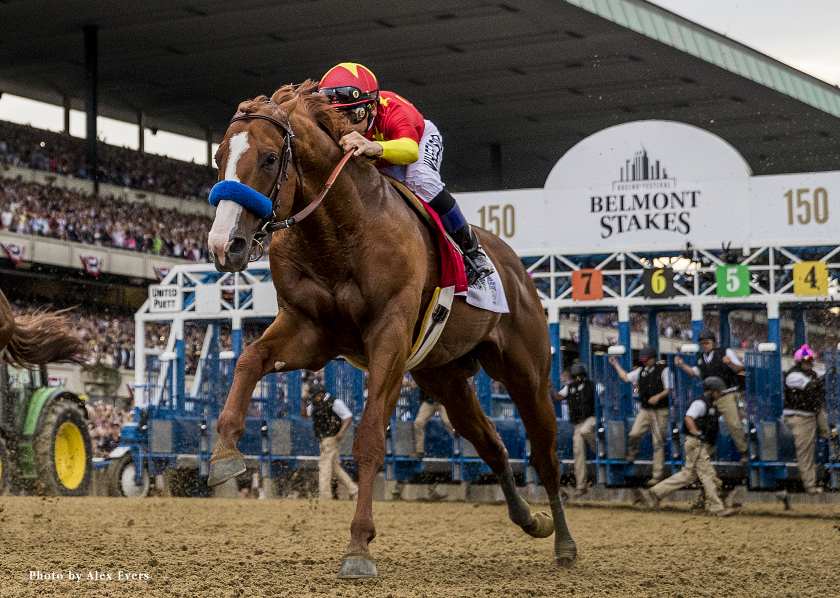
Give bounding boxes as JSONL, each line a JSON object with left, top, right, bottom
{"left": 0, "top": 287, "right": 90, "bottom": 367}
{"left": 206, "top": 81, "right": 576, "bottom": 578}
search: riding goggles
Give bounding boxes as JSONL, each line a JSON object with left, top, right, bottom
{"left": 341, "top": 104, "right": 370, "bottom": 125}
{"left": 319, "top": 85, "right": 378, "bottom": 107}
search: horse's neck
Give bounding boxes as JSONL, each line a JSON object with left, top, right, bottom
{"left": 285, "top": 160, "right": 379, "bottom": 268}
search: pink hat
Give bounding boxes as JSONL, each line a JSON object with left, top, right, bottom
{"left": 793, "top": 344, "right": 815, "bottom": 362}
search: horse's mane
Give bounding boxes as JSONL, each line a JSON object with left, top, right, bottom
{"left": 260, "top": 79, "right": 347, "bottom": 144}
{"left": 233, "top": 81, "right": 346, "bottom": 144}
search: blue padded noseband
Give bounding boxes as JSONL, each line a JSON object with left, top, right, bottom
{"left": 208, "top": 180, "right": 273, "bottom": 219}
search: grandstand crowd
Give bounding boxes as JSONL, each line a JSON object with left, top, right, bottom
{"left": 0, "top": 176, "right": 214, "bottom": 261}
{"left": 0, "top": 120, "right": 215, "bottom": 199}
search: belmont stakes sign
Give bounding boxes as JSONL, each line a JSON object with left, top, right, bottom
{"left": 456, "top": 120, "right": 840, "bottom": 253}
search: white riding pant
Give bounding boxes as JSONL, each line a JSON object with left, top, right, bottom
{"left": 378, "top": 119, "right": 445, "bottom": 203}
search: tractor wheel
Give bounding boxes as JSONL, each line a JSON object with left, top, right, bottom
{"left": 166, "top": 468, "right": 213, "bottom": 498}
{"left": 33, "top": 399, "right": 93, "bottom": 496}
{"left": 0, "top": 436, "right": 11, "bottom": 494}
{"left": 107, "top": 453, "right": 150, "bottom": 498}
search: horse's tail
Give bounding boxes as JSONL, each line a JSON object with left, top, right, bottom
{"left": 4, "top": 309, "right": 91, "bottom": 367}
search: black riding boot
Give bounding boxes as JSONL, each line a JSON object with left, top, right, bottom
{"left": 451, "top": 222, "right": 495, "bottom": 285}
{"left": 428, "top": 187, "right": 495, "bottom": 285}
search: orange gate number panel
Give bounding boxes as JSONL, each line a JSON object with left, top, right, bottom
{"left": 572, "top": 269, "right": 603, "bottom": 301}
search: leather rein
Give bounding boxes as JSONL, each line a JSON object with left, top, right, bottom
{"left": 227, "top": 109, "right": 354, "bottom": 261}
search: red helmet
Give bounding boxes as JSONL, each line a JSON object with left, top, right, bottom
{"left": 318, "top": 63, "right": 379, "bottom": 108}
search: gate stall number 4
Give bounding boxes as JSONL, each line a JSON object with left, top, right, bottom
{"left": 793, "top": 262, "right": 829, "bottom": 296}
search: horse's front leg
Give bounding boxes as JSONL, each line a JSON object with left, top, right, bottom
{"left": 208, "top": 314, "right": 326, "bottom": 486}
{"left": 338, "top": 318, "right": 410, "bottom": 579}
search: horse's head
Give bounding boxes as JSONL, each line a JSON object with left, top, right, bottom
{"left": 207, "top": 96, "right": 298, "bottom": 271}
{"left": 207, "top": 83, "right": 346, "bottom": 272}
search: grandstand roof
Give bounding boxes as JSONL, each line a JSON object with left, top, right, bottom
{"left": 3, "top": 0, "right": 840, "bottom": 191}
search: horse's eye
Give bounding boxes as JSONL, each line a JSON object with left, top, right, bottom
{"left": 265, "top": 154, "right": 278, "bottom": 167}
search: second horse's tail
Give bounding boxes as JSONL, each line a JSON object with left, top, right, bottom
{"left": 4, "top": 310, "right": 91, "bottom": 368}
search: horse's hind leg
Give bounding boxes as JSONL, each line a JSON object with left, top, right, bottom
{"left": 488, "top": 350, "right": 577, "bottom": 567}
{"left": 410, "top": 365, "right": 552, "bottom": 536}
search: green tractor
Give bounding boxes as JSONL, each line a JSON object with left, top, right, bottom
{"left": 0, "top": 361, "right": 93, "bottom": 495}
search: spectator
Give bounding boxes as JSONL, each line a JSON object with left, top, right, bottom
{"left": 98, "top": 421, "right": 122, "bottom": 455}
{"left": 0, "top": 176, "right": 214, "bottom": 261}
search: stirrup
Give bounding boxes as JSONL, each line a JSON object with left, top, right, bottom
{"left": 463, "top": 249, "right": 494, "bottom": 285}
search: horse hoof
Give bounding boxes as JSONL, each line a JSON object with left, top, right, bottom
{"left": 337, "top": 556, "right": 377, "bottom": 579}
{"left": 207, "top": 457, "right": 246, "bottom": 487}
{"left": 556, "top": 557, "right": 575, "bottom": 569}
{"left": 555, "top": 542, "right": 577, "bottom": 568}
{"left": 523, "top": 511, "right": 554, "bottom": 538}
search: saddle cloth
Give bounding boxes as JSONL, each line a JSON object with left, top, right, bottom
{"left": 387, "top": 178, "right": 508, "bottom": 312}
{"left": 343, "top": 179, "right": 509, "bottom": 372}
{"left": 386, "top": 178, "right": 468, "bottom": 294}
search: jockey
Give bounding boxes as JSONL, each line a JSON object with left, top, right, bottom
{"left": 318, "top": 62, "right": 494, "bottom": 285}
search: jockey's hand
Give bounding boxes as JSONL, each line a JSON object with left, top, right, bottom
{"left": 339, "top": 132, "right": 383, "bottom": 158}
{"left": 674, "top": 356, "right": 684, "bottom": 367}
{"left": 722, "top": 355, "right": 732, "bottom": 365}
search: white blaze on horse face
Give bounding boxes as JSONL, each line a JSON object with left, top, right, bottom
{"left": 225, "top": 131, "right": 250, "bottom": 182}
{"left": 208, "top": 200, "right": 243, "bottom": 266}
{"left": 209, "top": 131, "right": 251, "bottom": 265}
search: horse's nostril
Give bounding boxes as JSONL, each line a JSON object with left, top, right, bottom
{"left": 228, "top": 237, "right": 248, "bottom": 258}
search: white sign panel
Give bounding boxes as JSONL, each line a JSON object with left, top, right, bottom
{"left": 455, "top": 120, "right": 840, "bottom": 253}
{"left": 456, "top": 189, "right": 544, "bottom": 251}
{"left": 749, "top": 171, "right": 840, "bottom": 246}
{"left": 149, "top": 284, "right": 181, "bottom": 313}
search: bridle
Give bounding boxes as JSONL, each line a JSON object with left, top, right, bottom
{"left": 226, "top": 105, "right": 353, "bottom": 261}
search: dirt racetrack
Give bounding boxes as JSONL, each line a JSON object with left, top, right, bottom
{"left": 1, "top": 495, "right": 838, "bottom": 598}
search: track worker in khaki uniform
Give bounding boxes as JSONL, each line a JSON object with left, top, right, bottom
{"left": 301, "top": 383, "right": 358, "bottom": 502}
{"left": 609, "top": 346, "right": 671, "bottom": 485}
{"left": 552, "top": 363, "right": 597, "bottom": 499}
{"left": 782, "top": 345, "right": 829, "bottom": 495}
{"left": 644, "top": 377, "right": 734, "bottom": 517}
{"left": 412, "top": 388, "right": 455, "bottom": 460}
{"left": 674, "top": 328, "right": 748, "bottom": 463}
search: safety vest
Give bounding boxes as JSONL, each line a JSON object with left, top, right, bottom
{"left": 566, "top": 380, "right": 596, "bottom": 424}
{"left": 783, "top": 366, "right": 824, "bottom": 413}
{"left": 695, "top": 348, "right": 741, "bottom": 390}
{"left": 682, "top": 394, "right": 719, "bottom": 446}
{"left": 312, "top": 396, "right": 343, "bottom": 439}
{"left": 637, "top": 363, "right": 669, "bottom": 410}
